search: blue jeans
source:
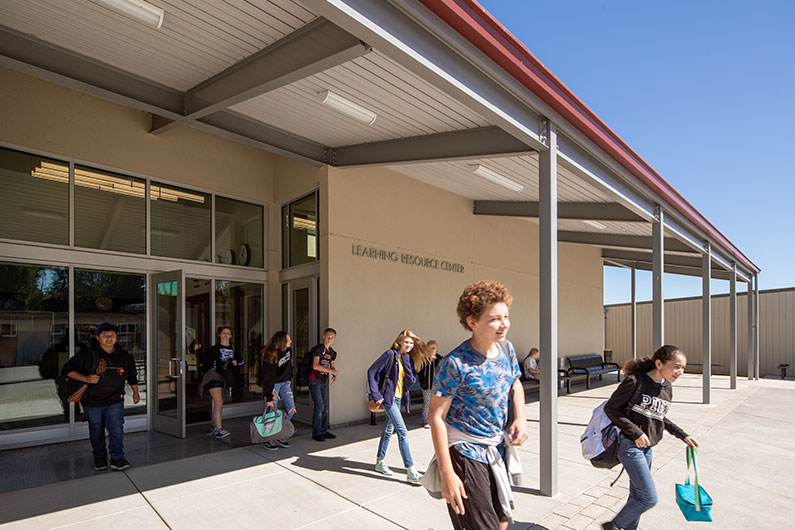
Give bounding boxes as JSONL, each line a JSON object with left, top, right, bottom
{"left": 308, "top": 380, "right": 329, "bottom": 436}
{"left": 83, "top": 401, "right": 125, "bottom": 460}
{"left": 613, "top": 434, "right": 657, "bottom": 530}
{"left": 273, "top": 381, "right": 296, "bottom": 420}
{"left": 377, "top": 397, "right": 414, "bottom": 468}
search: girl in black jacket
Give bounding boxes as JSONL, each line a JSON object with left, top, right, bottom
{"left": 260, "top": 330, "right": 295, "bottom": 451}
{"left": 601, "top": 345, "right": 698, "bottom": 530}
{"left": 417, "top": 339, "right": 442, "bottom": 428}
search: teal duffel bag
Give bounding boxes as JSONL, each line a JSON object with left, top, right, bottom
{"left": 250, "top": 406, "right": 294, "bottom": 444}
{"left": 675, "top": 446, "right": 712, "bottom": 522}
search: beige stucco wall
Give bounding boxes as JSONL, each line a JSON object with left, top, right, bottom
{"left": 326, "top": 165, "right": 604, "bottom": 424}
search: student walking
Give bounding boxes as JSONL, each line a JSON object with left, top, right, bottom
{"left": 199, "top": 326, "right": 242, "bottom": 439}
{"left": 418, "top": 339, "right": 442, "bottom": 428}
{"left": 427, "top": 280, "right": 528, "bottom": 530}
{"left": 601, "top": 345, "right": 698, "bottom": 530}
{"left": 62, "top": 322, "right": 139, "bottom": 471}
{"left": 368, "top": 329, "right": 433, "bottom": 482}
{"left": 260, "top": 330, "right": 296, "bottom": 451}
{"left": 308, "top": 328, "right": 338, "bottom": 441}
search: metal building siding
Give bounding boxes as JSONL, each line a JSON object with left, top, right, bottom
{"left": 605, "top": 289, "right": 794, "bottom": 377}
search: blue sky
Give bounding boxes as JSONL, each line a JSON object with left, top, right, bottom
{"left": 477, "top": 0, "right": 794, "bottom": 304}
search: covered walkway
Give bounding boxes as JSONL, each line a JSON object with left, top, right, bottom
{"left": 1, "top": 374, "right": 790, "bottom": 529}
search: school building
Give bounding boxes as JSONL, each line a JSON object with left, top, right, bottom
{"left": 0, "top": 0, "right": 759, "bottom": 495}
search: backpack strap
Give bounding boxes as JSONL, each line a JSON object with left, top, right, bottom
{"left": 378, "top": 350, "right": 396, "bottom": 397}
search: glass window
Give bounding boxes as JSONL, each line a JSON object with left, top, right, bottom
{"left": 0, "top": 147, "right": 69, "bottom": 245}
{"left": 74, "top": 269, "right": 146, "bottom": 415}
{"left": 215, "top": 280, "right": 263, "bottom": 402}
{"left": 215, "top": 197, "right": 264, "bottom": 268}
{"left": 282, "top": 192, "right": 318, "bottom": 268}
{"left": 0, "top": 262, "right": 68, "bottom": 431}
{"left": 151, "top": 182, "right": 211, "bottom": 262}
{"left": 74, "top": 165, "right": 146, "bottom": 253}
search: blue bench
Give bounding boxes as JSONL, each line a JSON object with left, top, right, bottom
{"left": 566, "top": 354, "right": 620, "bottom": 389}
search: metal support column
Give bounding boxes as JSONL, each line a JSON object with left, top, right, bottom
{"left": 747, "top": 279, "right": 754, "bottom": 380}
{"left": 702, "top": 244, "right": 711, "bottom": 404}
{"left": 631, "top": 263, "right": 637, "bottom": 359}
{"left": 652, "top": 206, "right": 664, "bottom": 350}
{"left": 730, "top": 264, "right": 737, "bottom": 389}
{"left": 538, "top": 120, "right": 558, "bottom": 497}
{"left": 754, "top": 274, "right": 760, "bottom": 380}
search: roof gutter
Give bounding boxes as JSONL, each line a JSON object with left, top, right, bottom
{"left": 418, "top": 0, "right": 759, "bottom": 275}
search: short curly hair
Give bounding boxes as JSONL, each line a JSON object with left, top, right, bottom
{"left": 456, "top": 280, "right": 513, "bottom": 331}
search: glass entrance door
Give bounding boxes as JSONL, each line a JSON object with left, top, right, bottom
{"left": 284, "top": 278, "right": 317, "bottom": 422}
{"left": 151, "top": 270, "right": 186, "bottom": 438}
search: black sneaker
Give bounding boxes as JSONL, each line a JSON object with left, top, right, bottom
{"left": 323, "top": 431, "right": 337, "bottom": 439}
{"left": 276, "top": 439, "right": 291, "bottom": 448}
{"left": 312, "top": 435, "right": 326, "bottom": 442}
{"left": 94, "top": 457, "right": 108, "bottom": 470}
{"left": 110, "top": 457, "right": 131, "bottom": 471}
{"left": 601, "top": 522, "right": 620, "bottom": 530}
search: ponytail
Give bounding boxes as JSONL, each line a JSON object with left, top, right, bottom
{"left": 622, "top": 344, "right": 683, "bottom": 376}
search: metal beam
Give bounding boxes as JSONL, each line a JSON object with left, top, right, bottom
{"left": 747, "top": 279, "right": 754, "bottom": 380}
{"left": 559, "top": 231, "right": 692, "bottom": 252}
{"left": 474, "top": 200, "right": 644, "bottom": 221}
{"left": 603, "top": 258, "right": 735, "bottom": 281}
{"left": 602, "top": 249, "right": 716, "bottom": 270}
{"left": 754, "top": 275, "right": 760, "bottom": 380}
{"left": 652, "top": 206, "right": 664, "bottom": 350}
{"left": 702, "top": 244, "right": 711, "bottom": 404}
{"left": 631, "top": 264, "right": 637, "bottom": 359}
{"left": 330, "top": 126, "right": 531, "bottom": 166}
{"left": 730, "top": 263, "right": 737, "bottom": 389}
{"left": 151, "top": 18, "right": 369, "bottom": 134}
{"left": 538, "top": 121, "right": 558, "bottom": 497}
{"left": 0, "top": 25, "right": 328, "bottom": 165}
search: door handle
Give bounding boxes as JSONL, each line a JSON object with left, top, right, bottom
{"left": 168, "top": 357, "right": 182, "bottom": 379}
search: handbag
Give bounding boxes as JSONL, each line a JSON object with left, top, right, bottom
{"left": 675, "top": 446, "right": 713, "bottom": 522}
{"left": 366, "top": 351, "right": 395, "bottom": 412}
{"left": 250, "top": 405, "right": 295, "bottom": 444}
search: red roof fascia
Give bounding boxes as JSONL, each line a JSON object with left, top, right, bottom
{"left": 418, "top": 0, "right": 758, "bottom": 274}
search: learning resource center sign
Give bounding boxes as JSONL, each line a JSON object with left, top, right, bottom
{"left": 351, "top": 244, "right": 465, "bottom": 274}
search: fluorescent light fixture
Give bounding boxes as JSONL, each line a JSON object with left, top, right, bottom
{"left": 318, "top": 90, "right": 377, "bottom": 125}
{"left": 470, "top": 164, "right": 524, "bottom": 193}
{"left": 584, "top": 220, "right": 607, "bottom": 230}
{"left": 98, "top": 0, "right": 164, "bottom": 28}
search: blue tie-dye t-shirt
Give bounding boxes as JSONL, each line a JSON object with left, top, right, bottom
{"left": 432, "top": 339, "right": 522, "bottom": 463}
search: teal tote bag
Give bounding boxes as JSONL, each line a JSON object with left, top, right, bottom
{"left": 675, "top": 446, "right": 713, "bottom": 522}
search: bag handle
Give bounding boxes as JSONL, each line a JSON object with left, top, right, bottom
{"left": 685, "top": 446, "right": 702, "bottom": 511}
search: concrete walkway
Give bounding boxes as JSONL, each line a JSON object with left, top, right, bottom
{"left": 0, "top": 374, "right": 792, "bottom": 529}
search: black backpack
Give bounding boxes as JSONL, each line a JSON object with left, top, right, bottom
{"left": 296, "top": 350, "right": 314, "bottom": 386}
{"left": 56, "top": 348, "right": 100, "bottom": 404}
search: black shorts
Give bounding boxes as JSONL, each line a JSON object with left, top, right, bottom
{"left": 446, "top": 446, "right": 509, "bottom": 530}
{"left": 204, "top": 380, "right": 224, "bottom": 392}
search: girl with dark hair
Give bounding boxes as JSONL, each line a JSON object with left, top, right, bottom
{"left": 199, "top": 327, "right": 243, "bottom": 439}
{"left": 260, "top": 330, "right": 295, "bottom": 451}
{"left": 601, "top": 345, "right": 699, "bottom": 530}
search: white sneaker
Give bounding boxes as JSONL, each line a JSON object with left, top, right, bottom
{"left": 374, "top": 459, "right": 393, "bottom": 476}
{"left": 406, "top": 466, "right": 422, "bottom": 483}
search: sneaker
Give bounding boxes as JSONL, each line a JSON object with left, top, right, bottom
{"left": 422, "top": 423, "right": 430, "bottom": 429}
{"left": 374, "top": 459, "right": 393, "bottom": 476}
{"left": 205, "top": 427, "right": 217, "bottom": 436}
{"left": 601, "top": 522, "right": 620, "bottom": 530}
{"left": 276, "top": 439, "right": 291, "bottom": 448}
{"left": 323, "top": 431, "right": 337, "bottom": 439}
{"left": 406, "top": 466, "right": 422, "bottom": 483}
{"left": 263, "top": 441, "right": 279, "bottom": 451}
{"left": 312, "top": 435, "right": 326, "bottom": 442}
{"left": 94, "top": 457, "right": 108, "bottom": 470}
{"left": 215, "top": 428, "right": 230, "bottom": 439}
{"left": 110, "top": 457, "right": 131, "bottom": 471}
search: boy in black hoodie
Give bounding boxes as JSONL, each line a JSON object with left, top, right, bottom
{"left": 63, "top": 322, "right": 139, "bottom": 471}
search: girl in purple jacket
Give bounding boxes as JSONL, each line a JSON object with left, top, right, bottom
{"left": 367, "top": 329, "right": 433, "bottom": 483}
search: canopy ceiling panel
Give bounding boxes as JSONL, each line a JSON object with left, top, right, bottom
{"left": 556, "top": 219, "right": 650, "bottom": 236}
{"left": 0, "top": 0, "right": 316, "bottom": 91}
{"left": 230, "top": 51, "right": 490, "bottom": 147}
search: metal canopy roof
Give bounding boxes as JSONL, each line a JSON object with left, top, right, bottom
{"left": 0, "top": 0, "right": 758, "bottom": 281}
